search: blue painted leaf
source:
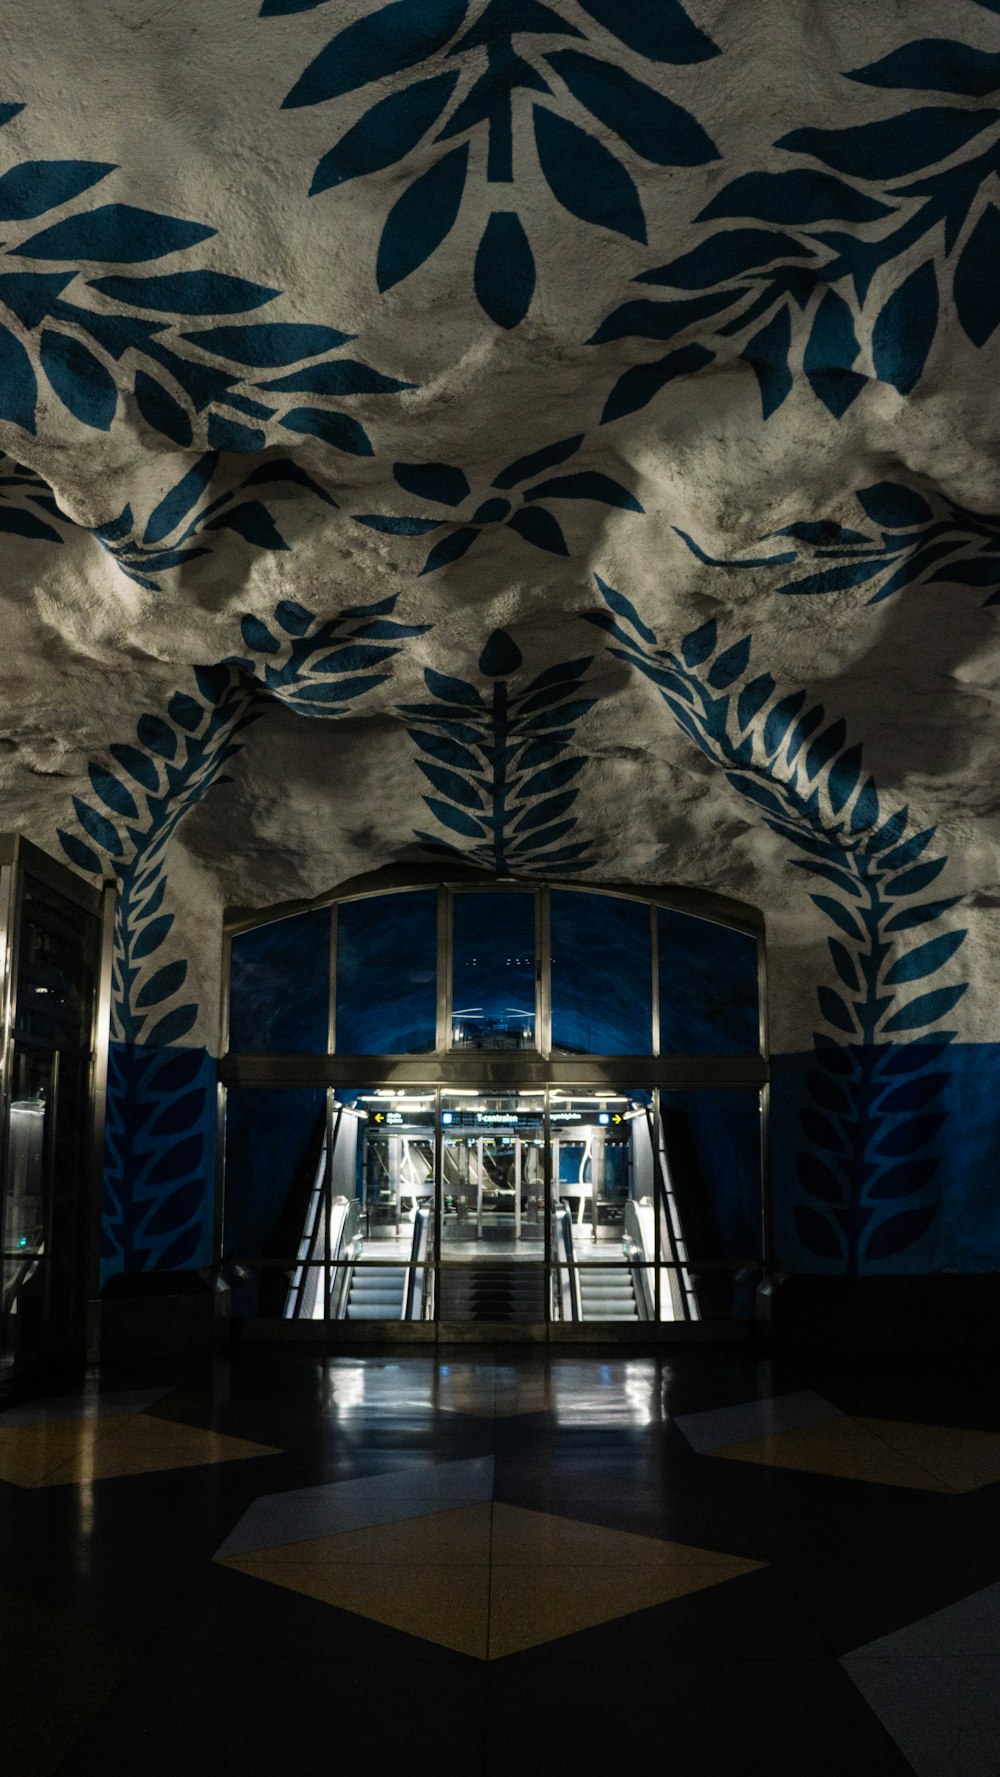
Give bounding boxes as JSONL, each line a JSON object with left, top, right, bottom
{"left": 307, "top": 643, "right": 398, "bottom": 674}
{"left": 546, "top": 49, "right": 719, "bottom": 167}
{"left": 810, "top": 894, "right": 864, "bottom": 943}
{"left": 167, "top": 693, "right": 203, "bottom": 730}
{"left": 929, "top": 555, "right": 1000, "bottom": 590}
{"left": 827, "top": 938, "right": 860, "bottom": 993}
{"left": 312, "top": 71, "right": 459, "bottom": 193}
{"left": 110, "top": 742, "right": 159, "bottom": 790}
{"left": 134, "top": 371, "right": 192, "bottom": 446}
{"left": 271, "top": 600, "right": 315, "bottom": 636}
{"left": 135, "top": 959, "right": 187, "bottom": 1009}
{"left": 207, "top": 413, "right": 264, "bottom": 452}
{"left": 418, "top": 762, "right": 483, "bottom": 808}
{"left": 864, "top": 1203, "right": 935, "bottom": 1261}
{"left": 261, "top": 0, "right": 329, "bottom": 13}
{"left": 639, "top": 229, "right": 810, "bottom": 288}
{"left": 136, "top": 715, "right": 177, "bottom": 759}
{"left": 601, "top": 342, "right": 714, "bottom": 424}
{"left": 89, "top": 269, "right": 278, "bottom": 312}
{"left": 885, "top": 929, "right": 966, "bottom": 985}
{"left": 280, "top": 407, "right": 372, "bottom": 455}
{"left": 518, "top": 759, "right": 584, "bottom": 797}
{"left": 884, "top": 897, "right": 961, "bottom": 934}
{"left": 804, "top": 289, "right": 864, "bottom": 418}
{"left": 0, "top": 506, "right": 61, "bottom": 542}
{"left": 847, "top": 39, "right": 1000, "bottom": 96}
{"left": 183, "top": 322, "right": 350, "bottom": 365}
{"left": 395, "top": 461, "right": 470, "bottom": 505}
{"left": 806, "top": 1070, "right": 850, "bottom": 1114}
{"left": 733, "top": 779, "right": 792, "bottom": 819}
{"left": 954, "top": 203, "right": 1000, "bottom": 347}
{"left": 827, "top": 743, "right": 863, "bottom": 816}
{"left": 793, "top": 1204, "right": 843, "bottom": 1260}
{"left": 594, "top": 574, "right": 657, "bottom": 641}
{"left": 241, "top": 615, "right": 280, "bottom": 654}
{"left": 144, "top": 452, "right": 217, "bottom": 545}
{"left": 680, "top": 619, "right": 716, "bottom": 665}
{"left": 261, "top": 360, "right": 413, "bottom": 395}
{"left": 742, "top": 304, "right": 792, "bottom": 420}
{"left": 0, "top": 321, "right": 37, "bottom": 432}
{"left": 413, "top": 732, "right": 482, "bottom": 772}
{"left": 72, "top": 797, "right": 122, "bottom": 856}
{"left": 205, "top": 501, "right": 287, "bottom": 550}
{"left": 763, "top": 691, "right": 806, "bottom": 756}
{"left": 523, "top": 470, "right": 641, "bottom": 511}
{"left": 884, "top": 857, "right": 947, "bottom": 898}
{"left": 698, "top": 169, "right": 893, "bottom": 226}
{"left": 283, "top": 0, "right": 468, "bottom": 107}
{"left": 425, "top": 668, "right": 483, "bottom": 706}
{"left": 869, "top": 806, "right": 910, "bottom": 853}
{"left": 706, "top": 635, "right": 751, "bottom": 687}
{"left": 778, "top": 108, "right": 999, "bottom": 179}
{"left": 867, "top": 1157, "right": 939, "bottom": 1201}
{"left": 479, "top": 630, "right": 522, "bottom": 676}
{"left": 872, "top": 259, "right": 938, "bottom": 396}
{"left": 475, "top": 211, "right": 535, "bottom": 330}
{"left": 0, "top": 158, "right": 114, "bottom": 221}
{"left": 57, "top": 829, "right": 102, "bottom": 875}
{"left": 850, "top": 775, "right": 880, "bottom": 833}
{"left": 356, "top": 514, "right": 441, "bottom": 536}
{"left": 423, "top": 797, "right": 487, "bottom": 839}
{"left": 817, "top": 984, "right": 858, "bottom": 1033}
{"left": 777, "top": 558, "right": 888, "bottom": 598}
{"left": 514, "top": 790, "right": 578, "bottom": 831}
{"left": 16, "top": 203, "right": 215, "bottom": 262}
{"left": 875, "top": 1073, "right": 949, "bottom": 1116}
{"left": 507, "top": 506, "right": 568, "bottom": 555}
{"left": 377, "top": 144, "right": 469, "bottom": 292}
{"left": 735, "top": 673, "right": 775, "bottom": 730}
{"left": 801, "top": 1106, "right": 847, "bottom": 1152}
{"left": 575, "top": 0, "right": 719, "bottom": 63}
{"left": 590, "top": 290, "right": 740, "bottom": 346}
{"left": 877, "top": 1116, "right": 948, "bottom": 1159}
{"left": 856, "top": 481, "right": 933, "bottom": 528}
{"left": 143, "top": 1004, "right": 199, "bottom": 1046}
{"left": 795, "top": 1151, "right": 844, "bottom": 1202}
{"left": 882, "top": 984, "right": 967, "bottom": 1033}
{"left": 533, "top": 105, "right": 646, "bottom": 244}
{"left": 495, "top": 435, "right": 583, "bottom": 489}
{"left": 507, "top": 819, "right": 578, "bottom": 855}
{"left": 89, "top": 765, "right": 138, "bottom": 819}
{"left": 471, "top": 497, "right": 511, "bottom": 523}
{"left": 131, "top": 914, "right": 174, "bottom": 960}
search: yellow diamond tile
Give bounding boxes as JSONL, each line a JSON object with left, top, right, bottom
{"left": 713, "top": 1417, "right": 951, "bottom": 1490}
{"left": 856, "top": 1417, "right": 1000, "bottom": 1493}
{"left": 489, "top": 1502, "right": 758, "bottom": 1571}
{"left": 223, "top": 1552, "right": 491, "bottom": 1658}
{"left": 0, "top": 1414, "right": 280, "bottom": 1488}
{"left": 220, "top": 1502, "right": 494, "bottom": 1566}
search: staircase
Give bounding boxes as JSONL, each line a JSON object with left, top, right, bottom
{"left": 577, "top": 1267, "right": 639, "bottom": 1321}
{"left": 345, "top": 1265, "right": 407, "bottom": 1320}
{"left": 439, "top": 1263, "right": 546, "bottom": 1322}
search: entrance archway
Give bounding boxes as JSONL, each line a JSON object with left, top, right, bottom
{"left": 218, "top": 868, "right": 768, "bottom": 1338}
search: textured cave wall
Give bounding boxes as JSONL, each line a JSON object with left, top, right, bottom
{"left": 0, "top": 0, "right": 998, "bottom": 1278}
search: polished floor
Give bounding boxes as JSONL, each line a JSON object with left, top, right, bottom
{"left": 2, "top": 1345, "right": 1000, "bottom": 1776}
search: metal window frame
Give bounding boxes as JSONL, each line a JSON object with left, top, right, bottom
{"left": 217, "top": 863, "right": 771, "bottom": 1332}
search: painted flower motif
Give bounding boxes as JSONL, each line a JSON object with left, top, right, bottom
{"left": 353, "top": 432, "right": 641, "bottom": 569}
{"left": 0, "top": 106, "right": 412, "bottom": 452}
{"left": 264, "top": 0, "right": 722, "bottom": 326}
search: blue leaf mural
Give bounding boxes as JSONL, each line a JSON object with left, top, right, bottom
{"left": 399, "top": 628, "right": 595, "bottom": 872}
{"left": 586, "top": 576, "right": 968, "bottom": 1271}
{"left": 266, "top": 0, "right": 722, "bottom": 322}
{"left": 354, "top": 432, "right": 642, "bottom": 569}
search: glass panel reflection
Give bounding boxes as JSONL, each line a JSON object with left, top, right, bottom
{"left": 658, "top": 909, "right": 759, "bottom": 1056}
{"left": 451, "top": 892, "right": 535, "bottom": 1050}
{"left": 336, "top": 893, "right": 437, "bottom": 1054}
{"left": 549, "top": 1090, "right": 660, "bottom": 1324}
{"left": 222, "top": 1086, "right": 327, "bottom": 1316}
{"left": 550, "top": 891, "right": 652, "bottom": 1055}
{"left": 229, "top": 908, "right": 331, "bottom": 1054}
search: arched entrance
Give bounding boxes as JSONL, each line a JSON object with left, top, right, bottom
{"left": 218, "top": 868, "right": 768, "bottom": 1338}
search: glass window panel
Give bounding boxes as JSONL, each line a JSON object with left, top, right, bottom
{"left": 229, "top": 908, "right": 330, "bottom": 1055}
{"left": 658, "top": 909, "right": 759, "bottom": 1055}
{"left": 659, "top": 1088, "right": 763, "bottom": 1264}
{"left": 451, "top": 892, "right": 535, "bottom": 1051}
{"left": 551, "top": 891, "right": 652, "bottom": 1055}
{"left": 336, "top": 892, "right": 437, "bottom": 1054}
{"left": 15, "top": 876, "right": 96, "bottom": 1051}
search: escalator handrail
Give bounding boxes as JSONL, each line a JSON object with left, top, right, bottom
{"left": 552, "top": 1203, "right": 580, "bottom": 1321}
